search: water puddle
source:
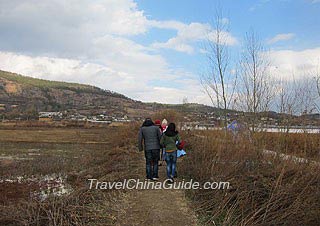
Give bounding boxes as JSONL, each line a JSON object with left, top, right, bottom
{"left": 0, "top": 173, "right": 73, "bottom": 201}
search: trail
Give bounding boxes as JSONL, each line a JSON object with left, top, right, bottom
{"left": 115, "top": 157, "right": 198, "bottom": 226}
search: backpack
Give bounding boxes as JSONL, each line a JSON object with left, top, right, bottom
{"left": 176, "top": 140, "right": 186, "bottom": 150}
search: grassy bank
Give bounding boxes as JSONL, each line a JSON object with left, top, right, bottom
{"left": 180, "top": 130, "right": 320, "bottom": 225}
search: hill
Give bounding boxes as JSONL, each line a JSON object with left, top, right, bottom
{"left": 0, "top": 70, "right": 219, "bottom": 120}
{"left": 0, "top": 70, "right": 146, "bottom": 117}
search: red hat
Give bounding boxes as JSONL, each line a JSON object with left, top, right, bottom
{"left": 154, "top": 119, "right": 161, "bottom": 126}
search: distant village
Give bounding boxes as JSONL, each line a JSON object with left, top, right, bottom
{"left": 1, "top": 103, "right": 319, "bottom": 130}
{"left": 10, "top": 110, "right": 248, "bottom": 129}
{"left": 37, "top": 111, "right": 132, "bottom": 125}
{"left": 33, "top": 110, "right": 320, "bottom": 131}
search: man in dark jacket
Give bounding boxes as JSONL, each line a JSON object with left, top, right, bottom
{"left": 138, "top": 118, "right": 161, "bottom": 180}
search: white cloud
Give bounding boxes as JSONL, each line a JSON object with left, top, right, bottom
{"left": 0, "top": 0, "right": 234, "bottom": 105}
{"left": 207, "top": 30, "right": 238, "bottom": 46}
{"left": 309, "top": 0, "right": 320, "bottom": 3}
{"left": 0, "top": 52, "right": 126, "bottom": 89}
{"left": 0, "top": 51, "right": 212, "bottom": 104}
{"left": 152, "top": 22, "right": 238, "bottom": 54}
{"left": 0, "top": 0, "right": 151, "bottom": 59}
{"left": 267, "top": 33, "right": 295, "bottom": 44}
{"left": 0, "top": 51, "right": 160, "bottom": 99}
{"left": 91, "top": 35, "right": 169, "bottom": 79}
{"left": 0, "top": 0, "right": 237, "bottom": 56}
{"left": 268, "top": 47, "right": 320, "bottom": 81}
{"left": 267, "top": 47, "right": 320, "bottom": 113}
{"left": 152, "top": 40, "right": 195, "bottom": 54}
{"left": 147, "top": 20, "right": 186, "bottom": 30}
{"left": 136, "top": 79, "right": 212, "bottom": 105}
{"left": 0, "top": 0, "right": 148, "bottom": 36}
{"left": 219, "top": 18, "right": 230, "bottom": 25}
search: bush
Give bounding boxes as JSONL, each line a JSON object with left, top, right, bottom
{"left": 180, "top": 130, "right": 320, "bottom": 225}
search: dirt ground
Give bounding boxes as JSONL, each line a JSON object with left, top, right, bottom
{"left": 115, "top": 157, "right": 198, "bottom": 226}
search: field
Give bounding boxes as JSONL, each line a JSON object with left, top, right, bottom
{"left": 0, "top": 125, "right": 141, "bottom": 225}
{"left": 0, "top": 123, "right": 320, "bottom": 225}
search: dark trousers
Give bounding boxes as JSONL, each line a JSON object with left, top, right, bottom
{"left": 145, "top": 149, "right": 160, "bottom": 179}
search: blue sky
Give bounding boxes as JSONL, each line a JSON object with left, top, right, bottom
{"left": 0, "top": 0, "right": 319, "bottom": 106}
{"left": 136, "top": 0, "right": 319, "bottom": 71}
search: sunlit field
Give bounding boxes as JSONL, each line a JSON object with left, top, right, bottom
{"left": 0, "top": 124, "right": 140, "bottom": 225}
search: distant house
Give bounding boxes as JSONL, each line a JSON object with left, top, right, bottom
{"left": 195, "top": 124, "right": 216, "bottom": 130}
{"left": 39, "top": 112, "right": 62, "bottom": 118}
{"left": 181, "top": 122, "right": 216, "bottom": 131}
{"left": 38, "top": 111, "right": 62, "bottom": 121}
{"left": 68, "top": 113, "right": 87, "bottom": 121}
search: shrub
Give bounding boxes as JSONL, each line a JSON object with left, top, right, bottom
{"left": 180, "top": 130, "right": 320, "bottom": 225}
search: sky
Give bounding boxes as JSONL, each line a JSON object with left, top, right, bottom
{"left": 0, "top": 0, "right": 319, "bottom": 105}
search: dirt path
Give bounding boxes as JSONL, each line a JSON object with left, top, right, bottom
{"left": 115, "top": 158, "right": 198, "bottom": 226}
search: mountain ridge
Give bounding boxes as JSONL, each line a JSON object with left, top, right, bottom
{"left": 0, "top": 70, "right": 219, "bottom": 119}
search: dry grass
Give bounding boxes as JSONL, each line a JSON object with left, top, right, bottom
{"left": 180, "top": 130, "right": 320, "bottom": 225}
{"left": 2, "top": 119, "right": 319, "bottom": 225}
{"left": 1, "top": 189, "right": 128, "bottom": 226}
{"left": 0, "top": 120, "right": 111, "bottom": 129}
{"left": 255, "top": 132, "right": 320, "bottom": 159}
{"left": 0, "top": 123, "right": 141, "bottom": 226}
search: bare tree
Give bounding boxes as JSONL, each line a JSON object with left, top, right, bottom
{"left": 298, "top": 77, "right": 317, "bottom": 115}
{"left": 276, "top": 71, "right": 317, "bottom": 134}
{"left": 276, "top": 77, "right": 300, "bottom": 132}
{"left": 313, "top": 63, "right": 320, "bottom": 112}
{"left": 200, "top": 10, "right": 237, "bottom": 132}
{"left": 182, "top": 96, "right": 189, "bottom": 105}
{"left": 316, "top": 75, "right": 320, "bottom": 100}
{"left": 238, "top": 30, "right": 272, "bottom": 133}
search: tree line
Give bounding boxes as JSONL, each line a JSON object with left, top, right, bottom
{"left": 201, "top": 10, "right": 320, "bottom": 133}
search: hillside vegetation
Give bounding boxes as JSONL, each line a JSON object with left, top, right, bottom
{"left": 0, "top": 70, "right": 127, "bottom": 97}
{"left": 0, "top": 70, "right": 142, "bottom": 116}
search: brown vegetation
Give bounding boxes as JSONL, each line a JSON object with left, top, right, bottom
{"left": 0, "top": 123, "right": 140, "bottom": 226}
{"left": 256, "top": 132, "right": 320, "bottom": 159}
{"left": 179, "top": 130, "right": 320, "bottom": 225}
{"left": 1, "top": 118, "right": 320, "bottom": 225}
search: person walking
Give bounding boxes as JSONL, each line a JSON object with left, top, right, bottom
{"left": 161, "top": 118, "right": 168, "bottom": 132}
{"left": 154, "top": 119, "right": 162, "bottom": 131}
{"left": 159, "top": 118, "right": 168, "bottom": 165}
{"left": 138, "top": 118, "right": 162, "bottom": 180}
{"left": 154, "top": 119, "right": 166, "bottom": 166}
{"left": 160, "top": 122, "right": 181, "bottom": 183}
